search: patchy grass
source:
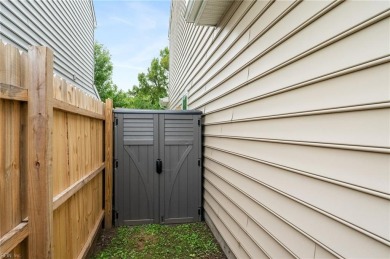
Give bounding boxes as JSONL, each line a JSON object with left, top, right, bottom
{"left": 91, "top": 222, "right": 226, "bottom": 259}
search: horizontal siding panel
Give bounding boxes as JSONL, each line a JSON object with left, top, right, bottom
{"left": 204, "top": 164, "right": 390, "bottom": 258}
{"left": 190, "top": 0, "right": 323, "bottom": 101}
{"left": 42, "top": 0, "right": 93, "bottom": 62}
{"left": 204, "top": 137, "right": 390, "bottom": 195}
{"left": 204, "top": 201, "right": 252, "bottom": 259}
{"left": 204, "top": 62, "right": 390, "bottom": 123}
{"left": 188, "top": 0, "right": 281, "bottom": 98}
{"left": 205, "top": 183, "right": 295, "bottom": 258}
{"left": 205, "top": 171, "right": 326, "bottom": 258}
{"left": 170, "top": 25, "right": 199, "bottom": 89}
{"left": 169, "top": 0, "right": 390, "bottom": 257}
{"left": 205, "top": 108, "right": 390, "bottom": 148}
{"left": 0, "top": 20, "right": 33, "bottom": 48}
{"left": 204, "top": 192, "right": 271, "bottom": 259}
{"left": 171, "top": 28, "right": 214, "bottom": 101}
{"left": 315, "top": 244, "right": 338, "bottom": 258}
{"left": 13, "top": 0, "right": 93, "bottom": 75}
{"left": 170, "top": 26, "right": 203, "bottom": 87}
{"left": 0, "top": 11, "right": 89, "bottom": 91}
{"left": 246, "top": 5, "right": 390, "bottom": 82}
{"left": 0, "top": 0, "right": 96, "bottom": 97}
{"left": 204, "top": 151, "right": 390, "bottom": 241}
{"left": 191, "top": 10, "right": 390, "bottom": 109}
{"left": 170, "top": 1, "right": 256, "bottom": 106}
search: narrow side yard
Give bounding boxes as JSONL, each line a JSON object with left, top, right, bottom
{"left": 90, "top": 222, "right": 226, "bottom": 258}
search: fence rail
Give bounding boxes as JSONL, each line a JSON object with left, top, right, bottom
{"left": 0, "top": 43, "right": 113, "bottom": 259}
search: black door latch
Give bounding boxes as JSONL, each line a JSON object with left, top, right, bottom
{"left": 156, "top": 159, "right": 162, "bottom": 174}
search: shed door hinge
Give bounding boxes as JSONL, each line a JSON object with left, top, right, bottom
{"left": 114, "top": 117, "right": 118, "bottom": 126}
{"left": 161, "top": 216, "right": 164, "bottom": 222}
{"left": 198, "top": 159, "right": 201, "bottom": 167}
{"left": 198, "top": 207, "right": 202, "bottom": 218}
{"left": 114, "top": 159, "right": 118, "bottom": 169}
{"left": 198, "top": 119, "right": 200, "bottom": 126}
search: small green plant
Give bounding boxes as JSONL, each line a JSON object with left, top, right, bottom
{"left": 92, "top": 223, "right": 225, "bottom": 258}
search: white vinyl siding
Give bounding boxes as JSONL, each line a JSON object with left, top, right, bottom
{"left": 169, "top": 0, "right": 390, "bottom": 258}
{"left": 0, "top": 0, "right": 97, "bottom": 97}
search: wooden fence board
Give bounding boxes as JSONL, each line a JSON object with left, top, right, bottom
{"left": 4, "top": 44, "right": 21, "bottom": 88}
{"left": 1, "top": 43, "right": 111, "bottom": 258}
{"left": 105, "top": 99, "right": 113, "bottom": 228}
{"left": 0, "top": 221, "right": 28, "bottom": 254}
{"left": 19, "top": 103, "right": 28, "bottom": 221}
{"left": 53, "top": 110, "right": 69, "bottom": 197}
{"left": 27, "top": 46, "right": 54, "bottom": 259}
{"left": 10, "top": 101, "right": 21, "bottom": 231}
{"left": 53, "top": 164, "right": 104, "bottom": 210}
{"left": 77, "top": 210, "right": 104, "bottom": 259}
{"left": 0, "top": 84, "right": 28, "bottom": 101}
{"left": 53, "top": 99, "right": 105, "bottom": 120}
{"left": 0, "top": 43, "right": 27, "bottom": 246}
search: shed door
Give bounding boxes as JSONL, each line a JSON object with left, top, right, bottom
{"left": 159, "top": 114, "right": 201, "bottom": 224}
{"left": 115, "top": 114, "right": 159, "bottom": 225}
{"left": 114, "top": 113, "right": 201, "bottom": 226}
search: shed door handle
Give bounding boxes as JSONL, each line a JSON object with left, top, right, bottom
{"left": 156, "top": 159, "right": 162, "bottom": 174}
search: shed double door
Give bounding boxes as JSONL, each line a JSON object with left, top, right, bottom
{"left": 114, "top": 112, "right": 202, "bottom": 226}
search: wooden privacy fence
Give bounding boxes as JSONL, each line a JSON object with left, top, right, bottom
{"left": 0, "top": 43, "right": 113, "bottom": 258}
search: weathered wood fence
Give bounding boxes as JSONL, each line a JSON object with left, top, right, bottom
{"left": 0, "top": 43, "right": 113, "bottom": 258}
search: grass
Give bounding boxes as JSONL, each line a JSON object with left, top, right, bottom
{"left": 91, "top": 222, "right": 226, "bottom": 259}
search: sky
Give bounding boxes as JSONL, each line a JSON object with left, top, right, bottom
{"left": 93, "top": 0, "right": 171, "bottom": 92}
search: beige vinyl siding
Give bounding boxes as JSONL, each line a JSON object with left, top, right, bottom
{"left": 169, "top": 0, "right": 390, "bottom": 258}
{"left": 0, "top": 0, "right": 97, "bottom": 97}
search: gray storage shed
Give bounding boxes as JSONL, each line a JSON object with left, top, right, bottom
{"left": 113, "top": 109, "right": 202, "bottom": 226}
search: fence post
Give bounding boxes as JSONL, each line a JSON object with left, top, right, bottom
{"left": 104, "top": 99, "right": 113, "bottom": 228}
{"left": 27, "top": 46, "right": 53, "bottom": 258}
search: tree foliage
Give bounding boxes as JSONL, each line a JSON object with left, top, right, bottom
{"left": 129, "top": 47, "right": 169, "bottom": 109}
{"left": 94, "top": 42, "right": 130, "bottom": 108}
{"left": 94, "top": 42, "right": 169, "bottom": 109}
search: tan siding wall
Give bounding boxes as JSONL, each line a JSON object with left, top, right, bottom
{"left": 169, "top": 0, "right": 390, "bottom": 258}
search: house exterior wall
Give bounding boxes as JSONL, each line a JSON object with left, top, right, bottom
{"left": 169, "top": 0, "right": 390, "bottom": 258}
{"left": 0, "top": 0, "right": 98, "bottom": 97}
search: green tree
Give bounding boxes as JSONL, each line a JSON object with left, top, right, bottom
{"left": 129, "top": 47, "right": 169, "bottom": 109}
{"left": 94, "top": 42, "right": 130, "bottom": 107}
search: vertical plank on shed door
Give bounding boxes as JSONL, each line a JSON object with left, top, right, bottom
{"left": 105, "top": 99, "right": 113, "bottom": 228}
{"left": 27, "top": 46, "right": 54, "bottom": 259}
